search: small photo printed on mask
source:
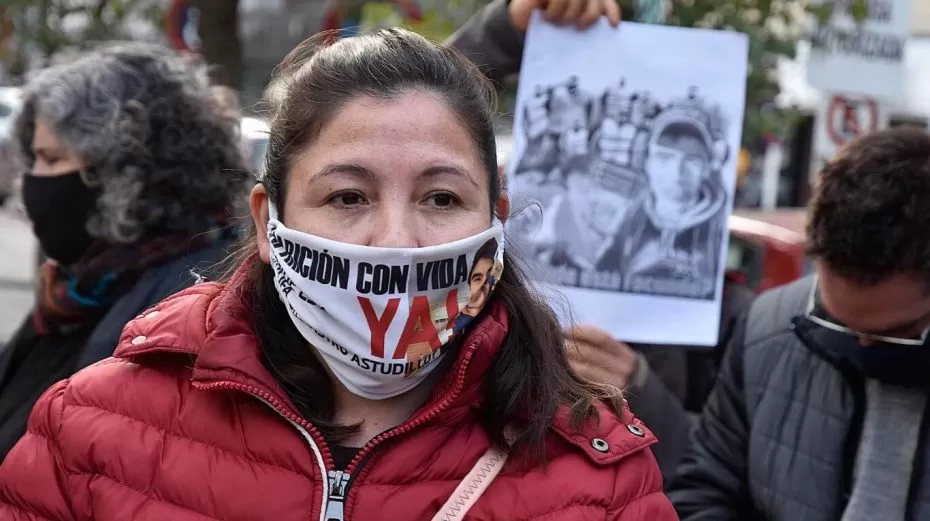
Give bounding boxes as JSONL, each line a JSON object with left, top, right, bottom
{"left": 451, "top": 238, "right": 502, "bottom": 336}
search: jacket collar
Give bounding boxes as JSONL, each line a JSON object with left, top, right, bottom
{"left": 114, "top": 258, "right": 654, "bottom": 463}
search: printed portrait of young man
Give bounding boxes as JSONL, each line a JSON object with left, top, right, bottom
{"left": 452, "top": 238, "right": 501, "bottom": 336}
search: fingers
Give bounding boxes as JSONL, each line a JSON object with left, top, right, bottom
{"left": 568, "top": 358, "right": 600, "bottom": 383}
{"left": 544, "top": 0, "right": 571, "bottom": 22}
{"left": 564, "top": 325, "right": 616, "bottom": 347}
{"left": 577, "top": 0, "right": 604, "bottom": 29}
{"left": 562, "top": 0, "right": 587, "bottom": 23}
{"left": 603, "top": 0, "right": 622, "bottom": 27}
{"left": 508, "top": 0, "right": 540, "bottom": 33}
{"left": 535, "top": 0, "right": 621, "bottom": 30}
{"left": 567, "top": 346, "right": 628, "bottom": 388}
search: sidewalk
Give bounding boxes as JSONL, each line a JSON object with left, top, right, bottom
{"left": 0, "top": 208, "right": 36, "bottom": 343}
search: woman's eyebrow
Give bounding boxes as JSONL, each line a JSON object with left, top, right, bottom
{"left": 420, "top": 166, "right": 480, "bottom": 189}
{"left": 315, "top": 163, "right": 376, "bottom": 181}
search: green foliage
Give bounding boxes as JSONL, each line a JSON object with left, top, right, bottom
{"left": 361, "top": 0, "right": 490, "bottom": 42}
{"left": 665, "top": 0, "right": 868, "bottom": 147}
{"left": 0, "top": 0, "right": 163, "bottom": 68}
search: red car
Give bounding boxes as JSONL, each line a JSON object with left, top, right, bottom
{"left": 727, "top": 209, "right": 810, "bottom": 292}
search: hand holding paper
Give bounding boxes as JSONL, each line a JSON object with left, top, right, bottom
{"left": 508, "top": 0, "right": 622, "bottom": 32}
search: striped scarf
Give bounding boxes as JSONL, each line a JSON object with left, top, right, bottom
{"left": 33, "top": 224, "right": 234, "bottom": 335}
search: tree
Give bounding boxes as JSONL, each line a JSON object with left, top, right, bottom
{"left": 663, "top": 0, "right": 867, "bottom": 147}
{"left": 0, "top": 0, "right": 240, "bottom": 88}
{"left": 189, "top": 0, "right": 242, "bottom": 88}
{"left": 0, "top": 0, "right": 163, "bottom": 74}
{"left": 360, "top": 0, "right": 490, "bottom": 42}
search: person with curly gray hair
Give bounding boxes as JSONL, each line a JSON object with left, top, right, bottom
{"left": 0, "top": 42, "right": 248, "bottom": 460}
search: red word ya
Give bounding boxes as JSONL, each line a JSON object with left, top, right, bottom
{"left": 358, "top": 290, "right": 460, "bottom": 359}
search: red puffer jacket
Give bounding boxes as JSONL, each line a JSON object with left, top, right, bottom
{"left": 0, "top": 278, "right": 677, "bottom": 521}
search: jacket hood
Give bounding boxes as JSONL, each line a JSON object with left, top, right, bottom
{"left": 114, "top": 258, "right": 655, "bottom": 465}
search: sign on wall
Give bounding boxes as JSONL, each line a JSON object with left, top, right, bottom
{"left": 165, "top": 0, "right": 201, "bottom": 53}
{"left": 811, "top": 94, "right": 888, "bottom": 176}
{"left": 806, "top": 0, "right": 911, "bottom": 100}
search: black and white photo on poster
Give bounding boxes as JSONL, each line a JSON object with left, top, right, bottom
{"left": 510, "top": 81, "right": 729, "bottom": 300}
{"left": 507, "top": 16, "right": 748, "bottom": 346}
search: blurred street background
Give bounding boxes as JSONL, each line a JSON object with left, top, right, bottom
{"left": 0, "top": 0, "right": 928, "bottom": 343}
{"left": 0, "top": 208, "right": 34, "bottom": 341}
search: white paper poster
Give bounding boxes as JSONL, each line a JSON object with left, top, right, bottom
{"left": 806, "top": 0, "right": 911, "bottom": 100}
{"left": 508, "top": 16, "right": 748, "bottom": 346}
{"left": 811, "top": 93, "right": 888, "bottom": 178}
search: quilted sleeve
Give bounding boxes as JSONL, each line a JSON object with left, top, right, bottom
{"left": 665, "top": 314, "right": 754, "bottom": 520}
{"left": 624, "top": 366, "right": 694, "bottom": 481}
{"left": 444, "top": 0, "right": 524, "bottom": 86}
{"left": 614, "top": 491, "right": 679, "bottom": 520}
{"left": 607, "top": 442, "right": 678, "bottom": 520}
{"left": 0, "top": 380, "right": 76, "bottom": 521}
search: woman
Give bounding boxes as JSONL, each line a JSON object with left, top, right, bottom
{"left": 0, "top": 31, "right": 675, "bottom": 520}
{"left": 0, "top": 42, "right": 246, "bottom": 459}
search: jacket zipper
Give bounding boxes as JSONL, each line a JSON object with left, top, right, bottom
{"left": 326, "top": 470, "right": 351, "bottom": 521}
{"left": 193, "top": 337, "right": 481, "bottom": 521}
{"left": 192, "top": 381, "right": 339, "bottom": 521}
{"left": 340, "top": 342, "right": 480, "bottom": 518}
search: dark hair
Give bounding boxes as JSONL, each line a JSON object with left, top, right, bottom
{"left": 656, "top": 122, "right": 711, "bottom": 160}
{"left": 237, "top": 29, "right": 622, "bottom": 460}
{"left": 16, "top": 42, "right": 247, "bottom": 243}
{"left": 472, "top": 238, "right": 499, "bottom": 268}
{"left": 807, "top": 127, "right": 930, "bottom": 285}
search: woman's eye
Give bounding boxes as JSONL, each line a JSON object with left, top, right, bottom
{"left": 425, "top": 192, "right": 458, "bottom": 208}
{"left": 329, "top": 192, "right": 367, "bottom": 208}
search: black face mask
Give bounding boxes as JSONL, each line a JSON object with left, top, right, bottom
{"left": 793, "top": 317, "right": 930, "bottom": 388}
{"left": 22, "top": 171, "right": 99, "bottom": 266}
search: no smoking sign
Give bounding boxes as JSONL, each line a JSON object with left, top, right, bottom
{"left": 825, "top": 96, "right": 881, "bottom": 146}
{"left": 812, "top": 94, "right": 888, "bottom": 177}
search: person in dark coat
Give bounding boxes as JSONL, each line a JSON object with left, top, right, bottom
{"left": 0, "top": 42, "right": 248, "bottom": 460}
{"left": 447, "top": 0, "right": 754, "bottom": 481}
{"left": 668, "top": 128, "right": 930, "bottom": 521}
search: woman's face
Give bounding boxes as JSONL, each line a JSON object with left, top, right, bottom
{"left": 31, "top": 119, "right": 85, "bottom": 176}
{"left": 253, "top": 92, "right": 492, "bottom": 254}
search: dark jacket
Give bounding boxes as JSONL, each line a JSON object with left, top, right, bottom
{"left": 0, "top": 237, "right": 234, "bottom": 460}
{"left": 446, "top": 0, "right": 756, "bottom": 482}
{"left": 630, "top": 273, "right": 755, "bottom": 479}
{"left": 446, "top": 0, "right": 524, "bottom": 86}
{"left": 667, "top": 275, "right": 930, "bottom": 520}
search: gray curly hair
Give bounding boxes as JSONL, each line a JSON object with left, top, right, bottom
{"left": 16, "top": 42, "right": 248, "bottom": 243}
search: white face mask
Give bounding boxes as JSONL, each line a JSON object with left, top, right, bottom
{"left": 266, "top": 206, "right": 505, "bottom": 400}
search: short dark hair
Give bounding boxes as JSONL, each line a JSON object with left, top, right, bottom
{"left": 807, "top": 127, "right": 930, "bottom": 285}
{"left": 655, "top": 122, "right": 711, "bottom": 161}
{"left": 472, "top": 238, "right": 499, "bottom": 268}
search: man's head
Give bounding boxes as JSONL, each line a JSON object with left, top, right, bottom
{"left": 645, "top": 121, "right": 712, "bottom": 205}
{"left": 466, "top": 238, "right": 499, "bottom": 312}
{"left": 807, "top": 127, "right": 930, "bottom": 346}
